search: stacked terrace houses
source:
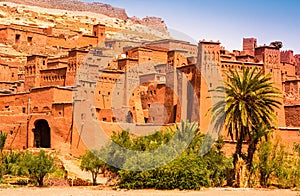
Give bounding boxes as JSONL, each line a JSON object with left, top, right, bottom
{"left": 0, "top": 22, "right": 299, "bottom": 155}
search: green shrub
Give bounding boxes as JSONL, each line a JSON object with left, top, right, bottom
{"left": 0, "top": 132, "right": 7, "bottom": 154}
{"left": 119, "top": 153, "right": 211, "bottom": 190}
{"left": 21, "top": 150, "right": 56, "bottom": 186}
{"left": 1, "top": 151, "right": 26, "bottom": 176}
{"left": 253, "top": 138, "right": 300, "bottom": 188}
{"left": 96, "top": 122, "right": 231, "bottom": 190}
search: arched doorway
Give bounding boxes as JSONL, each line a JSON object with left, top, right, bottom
{"left": 33, "top": 119, "right": 51, "bottom": 148}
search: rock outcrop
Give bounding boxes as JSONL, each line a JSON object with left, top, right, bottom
{"left": 129, "top": 16, "right": 169, "bottom": 36}
{"left": 2, "top": 0, "right": 169, "bottom": 35}
{"left": 3, "top": 0, "right": 128, "bottom": 20}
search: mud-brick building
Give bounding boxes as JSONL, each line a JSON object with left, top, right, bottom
{"left": 0, "top": 23, "right": 106, "bottom": 55}
{"left": 0, "top": 33, "right": 299, "bottom": 155}
{"left": 0, "top": 86, "right": 72, "bottom": 149}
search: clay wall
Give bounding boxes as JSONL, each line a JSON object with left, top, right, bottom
{"left": 284, "top": 80, "right": 300, "bottom": 105}
{"left": 295, "top": 54, "right": 300, "bottom": 76}
{"left": 282, "top": 62, "right": 295, "bottom": 77}
{"left": 285, "top": 105, "right": 300, "bottom": 127}
{"left": 144, "top": 40, "right": 198, "bottom": 57}
{"left": 0, "top": 87, "right": 73, "bottom": 150}
{"left": 280, "top": 50, "right": 295, "bottom": 64}
{"left": 40, "top": 67, "right": 67, "bottom": 87}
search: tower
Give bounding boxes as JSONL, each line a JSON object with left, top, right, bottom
{"left": 198, "top": 40, "right": 222, "bottom": 133}
{"left": 24, "top": 55, "right": 47, "bottom": 91}
{"left": 243, "top": 38, "right": 257, "bottom": 56}
{"left": 93, "top": 24, "right": 106, "bottom": 43}
{"left": 255, "top": 45, "right": 286, "bottom": 127}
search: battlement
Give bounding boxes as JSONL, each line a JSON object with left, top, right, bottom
{"left": 281, "top": 50, "right": 295, "bottom": 64}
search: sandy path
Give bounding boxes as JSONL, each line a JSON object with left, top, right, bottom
{"left": 0, "top": 187, "right": 299, "bottom": 196}
{"left": 59, "top": 155, "right": 108, "bottom": 184}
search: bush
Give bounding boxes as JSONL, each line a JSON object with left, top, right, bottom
{"left": 101, "top": 122, "right": 231, "bottom": 190}
{"left": 0, "top": 132, "right": 7, "bottom": 153}
{"left": 119, "top": 152, "right": 212, "bottom": 190}
{"left": 253, "top": 138, "right": 300, "bottom": 188}
{"left": 1, "top": 151, "right": 26, "bottom": 176}
{"left": 22, "top": 150, "right": 56, "bottom": 186}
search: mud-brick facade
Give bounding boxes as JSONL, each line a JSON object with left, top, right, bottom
{"left": 0, "top": 86, "right": 72, "bottom": 150}
{"left": 0, "top": 24, "right": 299, "bottom": 155}
{"left": 0, "top": 23, "right": 106, "bottom": 55}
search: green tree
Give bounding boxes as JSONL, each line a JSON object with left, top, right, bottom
{"left": 211, "top": 67, "right": 282, "bottom": 171}
{"left": 22, "top": 150, "right": 56, "bottom": 186}
{"left": 0, "top": 132, "right": 7, "bottom": 154}
{"left": 80, "top": 150, "right": 106, "bottom": 185}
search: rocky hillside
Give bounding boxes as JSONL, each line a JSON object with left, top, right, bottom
{"left": 0, "top": 0, "right": 169, "bottom": 35}
{"left": 0, "top": 1, "right": 171, "bottom": 42}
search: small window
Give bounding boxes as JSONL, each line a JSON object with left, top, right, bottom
{"left": 27, "top": 36, "right": 33, "bottom": 44}
{"left": 15, "top": 34, "right": 21, "bottom": 44}
{"left": 102, "top": 118, "right": 107, "bottom": 121}
{"left": 22, "top": 107, "right": 26, "bottom": 113}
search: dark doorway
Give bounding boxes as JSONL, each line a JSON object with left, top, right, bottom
{"left": 33, "top": 120, "right": 51, "bottom": 148}
{"left": 126, "top": 111, "right": 133, "bottom": 123}
{"left": 173, "top": 105, "right": 177, "bottom": 123}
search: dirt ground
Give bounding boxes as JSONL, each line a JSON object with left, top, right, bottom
{"left": 0, "top": 187, "right": 299, "bottom": 196}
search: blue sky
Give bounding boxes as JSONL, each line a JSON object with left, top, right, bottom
{"left": 83, "top": 0, "right": 300, "bottom": 53}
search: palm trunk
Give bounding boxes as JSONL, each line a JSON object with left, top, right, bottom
{"left": 247, "top": 138, "right": 258, "bottom": 172}
{"left": 233, "top": 129, "right": 244, "bottom": 169}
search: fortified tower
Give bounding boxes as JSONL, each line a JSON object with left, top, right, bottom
{"left": 93, "top": 24, "right": 106, "bottom": 43}
{"left": 255, "top": 43, "right": 286, "bottom": 127}
{"left": 198, "top": 40, "right": 222, "bottom": 133}
{"left": 24, "top": 55, "right": 48, "bottom": 91}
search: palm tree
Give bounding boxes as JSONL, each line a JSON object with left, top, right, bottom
{"left": 211, "top": 66, "right": 282, "bottom": 171}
